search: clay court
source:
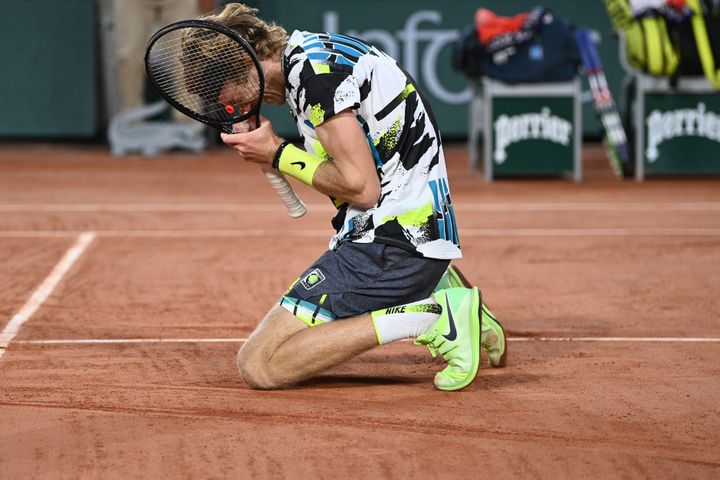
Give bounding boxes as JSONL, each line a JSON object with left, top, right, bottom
{"left": 0, "top": 144, "right": 718, "bottom": 478}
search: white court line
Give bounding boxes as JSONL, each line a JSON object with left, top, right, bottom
{"left": 460, "top": 228, "right": 720, "bottom": 237}
{"left": 509, "top": 337, "right": 720, "bottom": 343}
{"left": 0, "top": 232, "right": 96, "bottom": 360}
{"left": 16, "top": 338, "right": 247, "bottom": 345}
{"left": 1, "top": 227, "right": 720, "bottom": 239}
{"left": 13, "top": 336, "right": 720, "bottom": 345}
{"left": 0, "top": 204, "right": 309, "bottom": 213}
{"left": 0, "top": 202, "right": 719, "bottom": 213}
{"left": 0, "top": 230, "right": 328, "bottom": 238}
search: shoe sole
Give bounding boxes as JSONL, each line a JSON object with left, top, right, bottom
{"left": 451, "top": 266, "right": 507, "bottom": 368}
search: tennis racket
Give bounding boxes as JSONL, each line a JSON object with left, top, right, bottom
{"left": 144, "top": 19, "right": 307, "bottom": 218}
{"left": 575, "top": 28, "right": 629, "bottom": 179}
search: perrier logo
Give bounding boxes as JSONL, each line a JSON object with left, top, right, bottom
{"left": 645, "top": 102, "right": 720, "bottom": 163}
{"left": 301, "top": 268, "right": 326, "bottom": 290}
{"left": 493, "top": 107, "right": 572, "bottom": 164}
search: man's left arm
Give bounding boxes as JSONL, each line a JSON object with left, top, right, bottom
{"left": 310, "top": 109, "right": 380, "bottom": 209}
{"left": 221, "top": 110, "right": 380, "bottom": 210}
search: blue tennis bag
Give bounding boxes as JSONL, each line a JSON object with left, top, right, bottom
{"left": 452, "top": 7, "right": 580, "bottom": 83}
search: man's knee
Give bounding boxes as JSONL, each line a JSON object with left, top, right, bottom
{"left": 236, "top": 342, "right": 281, "bottom": 390}
{"left": 235, "top": 305, "right": 308, "bottom": 390}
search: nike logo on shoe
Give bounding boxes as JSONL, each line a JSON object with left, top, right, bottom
{"left": 291, "top": 161, "right": 306, "bottom": 170}
{"left": 442, "top": 293, "right": 458, "bottom": 341}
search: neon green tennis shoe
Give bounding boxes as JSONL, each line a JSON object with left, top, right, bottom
{"left": 435, "top": 266, "right": 508, "bottom": 368}
{"left": 415, "top": 287, "right": 481, "bottom": 391}
{"left": 480, "top": 302, "right": 507, "bottom": 368}
{"left": 435, "top": 264, "right": 474, "bottom": 292}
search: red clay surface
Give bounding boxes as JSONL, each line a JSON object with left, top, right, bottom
{"left": 0, "top": 144, "right": 719, "bottom": 478}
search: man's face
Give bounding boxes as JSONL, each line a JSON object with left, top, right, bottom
{"left": 217, "top": 77, "right": 259, "bottom": 116}
{"left": 259, "top": 58, "right": 286, "bottom": 105}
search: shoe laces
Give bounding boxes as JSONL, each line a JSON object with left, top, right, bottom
{"left": 414, "top": 330, "right": 460, "bottom": 365}
{"left": 414, "top": 331, "right": 438, "bottom": 358}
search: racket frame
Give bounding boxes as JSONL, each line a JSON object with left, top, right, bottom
{"left": 144, "top": 19, "right": 307, "bottom": 218}
{"left": 144, "top": 19, "right": 265, "bottom": 133}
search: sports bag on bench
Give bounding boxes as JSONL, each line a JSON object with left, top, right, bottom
{"left": 452, "top": 7, "right": 579, "bottom": 83}
{"left": 604, "top": 0, "right": 681, "bottom": 76}
{"left": 680, "top": 0, "right": 720, "bottom": 87}
{"left": 604, "top": 0, "right": 720, "bottom": 88}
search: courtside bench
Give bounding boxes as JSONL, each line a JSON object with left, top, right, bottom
{"left": 468, "top": 77, "right": 582, "bottom": 182}
{"left": 630, "top": 75, "right": 720, "bottom": 181}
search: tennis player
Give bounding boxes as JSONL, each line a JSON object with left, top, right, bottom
{"left": 208, "top": 3, "right": 506, "bottom": 390}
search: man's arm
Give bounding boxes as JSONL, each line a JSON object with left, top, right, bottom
{"left": 311, "top": 109, "right": 380, "bottom": 209}
{"left": 221, "top": 110, "right": 380, "bottom": 210}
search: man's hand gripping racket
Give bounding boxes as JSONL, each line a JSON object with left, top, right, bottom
{"left": 144, "top": 20, "right": 307, "bottom": 218}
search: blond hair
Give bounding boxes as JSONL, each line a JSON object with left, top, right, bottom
{"left": 179, "top": 3, "right": 287, "bottom": 102}
{"left": 199, "top": 3, "right": 288, "bottom": 59}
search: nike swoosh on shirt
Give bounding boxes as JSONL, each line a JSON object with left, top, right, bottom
{"left": 291, "top": 161, "right": 306, "bottom": 170}
{"left": 442, "top": 293, "right": 458, "bottom": 341}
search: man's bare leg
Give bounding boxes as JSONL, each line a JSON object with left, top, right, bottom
{"left": 237, "top": 304, "right": 378, "bottom": 389}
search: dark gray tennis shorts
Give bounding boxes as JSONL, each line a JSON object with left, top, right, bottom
{"left": 279, "top": 241, "right": 450, "bottom": 326}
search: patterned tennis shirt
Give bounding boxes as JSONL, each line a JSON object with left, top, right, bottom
{"left": 282, "top": 30, "right": 461, "bottom": 260}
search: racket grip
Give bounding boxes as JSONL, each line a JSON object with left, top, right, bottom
{"left": 260, "top": 164, "right": 307, "bottom": 218}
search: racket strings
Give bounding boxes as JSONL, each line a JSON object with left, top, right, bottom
{"left": 146, "top": 27, "right": 261, "bottom": 124}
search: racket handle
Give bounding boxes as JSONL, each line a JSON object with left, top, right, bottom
{"left": 260, "top": 164, "right": 307, "bottom": 218}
